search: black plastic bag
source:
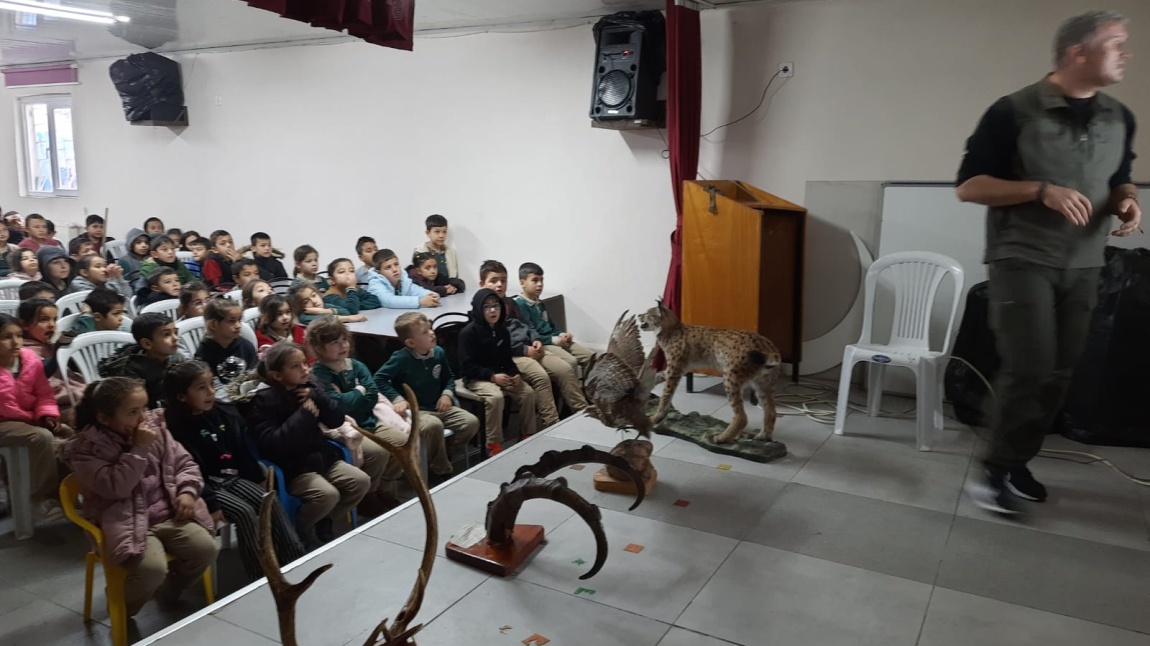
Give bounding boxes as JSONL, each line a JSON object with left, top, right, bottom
{"left": 108, "top": 52, "right": 184, "bottom": 122}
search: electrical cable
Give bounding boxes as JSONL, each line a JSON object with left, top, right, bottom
{"left": 700, "top": 69, "right": 782, "bottom": 139}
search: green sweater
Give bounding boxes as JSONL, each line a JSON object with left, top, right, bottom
{"left": 373, "top": 346, "right": 456, "bottom": 411}
{"left": 514, "top": 295, "right": 562, "bottom": 342}
{"left": 311, "top": 359, "right": 381, "bottom": 429}
{"left": 323, "top": 289, "right": 381, "bottom": 314}
{"left": 139, "top": 257, "right": 194, "bottom": 284}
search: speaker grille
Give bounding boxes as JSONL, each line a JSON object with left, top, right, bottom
{"left": 597, "top": 70, "right": 632, "bottom": 108}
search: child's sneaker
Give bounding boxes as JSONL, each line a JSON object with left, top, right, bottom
{"left": 486, "top": 443, "right": 503, "bottom": 456}
{"left": 36, "top": 499, "right": 65, "bottom": 523}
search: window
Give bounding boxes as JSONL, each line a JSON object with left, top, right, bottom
{"left": 18, "top": 95, "right": 78, "bottom": 197}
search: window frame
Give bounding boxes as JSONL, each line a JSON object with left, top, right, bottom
{"left": 16, "top": 93, "right": 78, "bottom": 198}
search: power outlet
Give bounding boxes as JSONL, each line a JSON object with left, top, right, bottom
{"left": 779, "top": 62, "right": 794, "bottom": 78}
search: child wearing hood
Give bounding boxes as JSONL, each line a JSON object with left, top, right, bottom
{"left": 117, "top": 228, "right": 152, "bottom": 287}
{"left": 457, "top": 288, "right": 537, "bottom": 455}
{"left": 37, "top": 245, "right": 77, "bottom": 298}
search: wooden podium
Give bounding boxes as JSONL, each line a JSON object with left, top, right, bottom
{"left": 681, "top": 180, "right": 806, "bottom": 381}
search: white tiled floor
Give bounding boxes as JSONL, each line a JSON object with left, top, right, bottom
{"left": 3, "top": 378, "right": 1149, "bottom": 646}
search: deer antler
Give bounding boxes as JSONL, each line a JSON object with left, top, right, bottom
{"left": 256, "top": 384, "right": 437, "bottom": 646}
{"left": 512, "top": 444, "right": 645, "bottom": 510}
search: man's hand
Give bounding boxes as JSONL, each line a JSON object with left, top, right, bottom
{"left": 1043, "top": 184, "right": 1093, "bottom": 226}
{"left": 436, "top": 394, "right": 453, "bottom": 412}
{"left": 445, "top": 284, "right": 458, "bottom": 295}
{"left": 393, "top": 400, "right": 409, "bottom": 416}
{"left": 420, "top": 293, "right": 440, "bottom": 307}
{"left": 175, "top": 493, "right": 197, "bottom": 522}
{"left": 493, "top": 373, "right": 513, "bottom": 387}
{"left": 133, "top": 420, "right": 158, "bottom": 448}
{"left": 1112, "top": 197, "right": 1143, "bottom": 236}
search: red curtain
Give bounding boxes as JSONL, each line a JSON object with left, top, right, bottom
{"left": 661, "top": 0, "right": 702, "bottom": 315}
{"left": 244, "top": 0, "right": 415, "bottom": 52}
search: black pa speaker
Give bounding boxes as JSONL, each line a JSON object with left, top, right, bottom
{"left": 590, "top": 11, "right": 666, "bottom": 122}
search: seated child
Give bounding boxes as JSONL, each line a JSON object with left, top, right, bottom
{"left": 7, "top": 248, "right": 40, "bottom": 281}
{"left": 17, "top": 214, "right": 61, "bottom": 252}
{"left": 0, "top": 313, "right": 66, "bottom": 522}
{"left": 200, "top": 230, "right": 240, "bottom": 291}
{"left": 249, "top": 232, "right": 288, "bottom": 281}
{"left": 98, "top": 313, "right": 182, "bottom": 408}
{"left": 407, "top": 251, "right": 465, "bottom": 297}
{"left": 195, "top": 298, "right": 257, "bottom": 385}
{"left": 37, "top": 246, "right": 77, "bottom": 298}
{"left": 117, "top": 229, "right": 151, "bottom": 286}
{"left": 166, "top": 228, "right": 182, "bottom": 249}
{"left": 0, "top": 223, "right": 18, "bottom": 276}
{"left": 241, "top": 279, "right": 273, "bottom": 309}
{"left": 18, "top": 280, "right": 55, "bottom": 302}
{"left": 292, "top": 245, "right": 329, "bottom": 291}
{"left": 292, "top": 281, "right": 366, "bottom": 326}
{"left": 458, "top": 289, "right": 537, "bottom": 454}
{"left": 354, "top": 236, "right": 378, "bottom": 284}
{"left": 323, "top": 258, "right": 380, "bottom": 313}
{"left": 479, "top": 260, "right": 569, "bottom": 425}
{"left": 176, "top": 281, "right": 210, "bottom": 321}
{"left": 135, "top": 267, "right": 181, "bottom": 308}
{"left": 372, "top": 312, "right": 479, "bottom": 478}
{"left": 139, "top": 235, "right": 194, "bottom": 285}
{"left": 179, "top": 231, "right": 201, "bottom": 252}
{"left": 366, "top": 249, "right": 439, "bottom": 310}
{"left": 72, "top": 253, "right": 133, "bottom": 299}
{"left": 255, "top": 294, "right": 305, "bottom": 351}
{"left": 161, "top": 361, "right": 305, "bottom": 579}
{"left": 19, "top": 298, "right": 84, "bottom": 410}
{"left": 63, "top": 377, "right": 218, "bottom": 618}
{"left": 73, "top": 289, "right": 128, "bottom": 335}
{"left": 245, "top": 342, "right": 374, "bottom": 548}
{"left": 515, "top": 262, "right": 595, "bottom": 373}
{"left": 231, "top": 259, "right": 261, "bottom": 291}
{"left": 68, "top": 237, "right": 95, "bottom": 260}
{"left": 144, "top": 217, "right": 166, "bottom": 236}
{"left": 68, "top": 214, "right": 112, "bottom": 257}
{"left": 413, "top": 214, "right": 463, "bottom": 285}
{"left": 184, "top": 235, "right": 208, "bottom": 279}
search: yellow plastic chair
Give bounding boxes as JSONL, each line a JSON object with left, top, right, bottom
{"left": 59, "top": 474, "right": 215, "bottom": 646}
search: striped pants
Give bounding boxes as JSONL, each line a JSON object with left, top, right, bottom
{"left": 209, "top": 475, "right": 306, "bottom": 581}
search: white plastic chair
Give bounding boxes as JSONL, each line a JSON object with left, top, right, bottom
{"left": 833, "top": 251, "right": 964, "bottom": 451}
{"left": 242, "top": 307, "right": 260, "bottom": 330}
{"left": 140, "top": 299, "right": 181, "bottom": 317}
{"left": 240, "top": 323, "right": 258, "bottom": 349}
{"left": 0, "top": 279, "right": 26, "bottom": 300}
{"left": 176, "top": 250, "right": 193, "bottom": 263}
{"left": 56, "top": 290, "right": 92, "bottom": 317}
{"left": 224, "top": 290, "right": 243, "bottom": 303}
{"left": 104, "top": 239, "right": 128, "bottom": 260}
{"left": 0, "top": 300, "right": 17, "bottom": 317}
{"left": 177, "top": 317, "right": 207, "bottom": 359}
{"left": 56, "top": 312, "right": 83, "bottom": 335}
{"left": 1, "top": 446, "right": 32, "bottom": 539}
{"left": 57, "top": 331, "right": 136, "bottom": 405}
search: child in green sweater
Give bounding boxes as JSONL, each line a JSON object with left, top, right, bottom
{"left": 372, "top": 312, "right": 479, "bottom": 478}
{"left": 322, "top": 258, "right": 381, "bottom": 313}
{"left": 514, "top": 262, "right": 595, "bottom": 373}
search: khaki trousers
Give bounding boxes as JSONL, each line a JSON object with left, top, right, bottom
{"left": 464, "top": 379, "right": 537, "bottom": 444}
{"left": 122, "top": 520, "right": 218, "bottom": 617}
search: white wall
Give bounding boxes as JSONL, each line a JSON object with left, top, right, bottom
{"left": 3, "top": 0, "right": 1148, "bottom": 351}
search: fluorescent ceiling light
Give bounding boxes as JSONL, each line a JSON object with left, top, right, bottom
{"left": 0, "top": 0, "right": 130, "bottom": 24}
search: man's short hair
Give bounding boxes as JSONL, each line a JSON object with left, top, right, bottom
{"left": 425, "top": 214, "right": 448, "bottom": 230}
{"left": 372, "top": 248, "right": 397, "bottom": 268}
{"left": 251, "top": 232, "right": 270, "bottom": 245}
{"left": 518, "top": 262, "right": 543, "bottom": 281}
{"left": 85, "top": 214, "right": 104, "bottom": 227}
{"left": 131, "top": 312, "right": 172, "bottom": 343}
{"left": 479, "top": 259, "right": 507, "bottom": 283}
{"left": 85, "top": 288, "right": 126, "bottom": 316}
{"left": 231, "top": 258, "right": 257, "bottom": 277}
{"left": 1055, "top": 10, "right": 1127, "bottom": 65}
{"left": 17, "top": 280, "right": 54, "bottom": 300}
{"left": 355, "top": 236, "right": 376, "bottom": 256}
{"left": 394, "top": 311, "right": 430, "bottom": 342}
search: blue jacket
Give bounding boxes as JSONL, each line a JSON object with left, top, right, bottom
{"left": 365, "top": 269, "right": 432, "bottom": 309}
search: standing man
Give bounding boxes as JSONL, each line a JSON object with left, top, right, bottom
{"left": 956, "top": 11, "right": 1139, "bottom": 515}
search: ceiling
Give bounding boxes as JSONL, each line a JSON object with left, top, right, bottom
{"left": 0, "top": 0, "right": 772, "bottom": 67}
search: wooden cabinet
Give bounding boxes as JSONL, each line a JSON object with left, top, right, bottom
{"left": 681, "top": 180, "right": 806, "bottom": 378}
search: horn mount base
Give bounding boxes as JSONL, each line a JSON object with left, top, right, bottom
{"left": 593, "top": 466, "right": 658, "bottom": 495}
{"left": 446, "top": 524, "right": 546, "bottom": 577}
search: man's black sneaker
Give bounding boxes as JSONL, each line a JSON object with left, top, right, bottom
{"left": 966, "top": 468, "right": 1023, "bottom": 515}
{"left": 1006, "top": 467, "right": 1048, "bottom": 502}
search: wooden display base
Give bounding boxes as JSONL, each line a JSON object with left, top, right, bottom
{"left": 592, "top": 467, "right": 657, "bottom": 495}
{"left": 445, "top": 524, "right": 545, "bottom": 577}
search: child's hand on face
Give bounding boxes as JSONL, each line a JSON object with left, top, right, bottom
{"left": 133, "top": 420, "right": 158, "bottom": 448}
{"left": 106, "top": 264, "right": 124, "bottom": 280}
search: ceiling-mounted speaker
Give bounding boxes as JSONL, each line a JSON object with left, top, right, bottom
{"left": 109, "top": 52, "right": 187, "bottom": 126}
{"left": 589, "top": 11, "right": 665, "bottom": 124}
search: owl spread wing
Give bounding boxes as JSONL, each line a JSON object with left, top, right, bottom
{"left": 585, "top": 352, "right": 639, "bottom": 405}
{"left": 604, "top": 311, "right": 646, "bottom": 375}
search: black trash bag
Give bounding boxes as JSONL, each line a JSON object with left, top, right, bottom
{"left": 593, "top": 10, "right": 666, "bottom": 69}
{"left": 108, "top": 52, "right": 184, "bottom": 122}
{"left": 1058, "top": 246, "right": 1150, "bottom": 447}
{"left": 944, "top": 281, "right": 998, "bottom": 427}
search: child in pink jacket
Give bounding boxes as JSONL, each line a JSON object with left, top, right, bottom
{"left": 0, "top": 313, "right": 64, "bottom": 522}
{"left": 64, "top": 377, "right": 218, "bottom": 618}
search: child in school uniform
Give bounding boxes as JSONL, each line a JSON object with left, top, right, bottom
{"left": 323, "top": 258, "right": 380, "bottom": 313}
{"left": 412, "top": 214, "right": 463, "bottom": 284}
{"left": 406, "top": 251, "right": 465, "bottom": 297}
{"left": 514, "top": 262, "right": 595, "bottom": 373}
{"left": 63, "top": 377, "right": 218, "bottom": 618}
{"left": 366, "top": 249, "right": 439, "bottom": 310}
{"left": 291, "top": 282, "right": 366, "bottom": 326}
{"left": 292, "top": 245, "right": 329, "bottom": 291}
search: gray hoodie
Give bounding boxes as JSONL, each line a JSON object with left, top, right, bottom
{"left": 117, "top": 228, "right": 150, "bottom": 286}
{"left": 36, "top": 245, "right": 77, "bottom": 297}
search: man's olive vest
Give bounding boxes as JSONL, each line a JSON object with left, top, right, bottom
{"left": 985, "top": 77, "right": 1127, "bottom": 268}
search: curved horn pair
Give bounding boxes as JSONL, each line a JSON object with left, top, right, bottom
{"left": 512, "top": 444, "right": 645, "bottom": 510}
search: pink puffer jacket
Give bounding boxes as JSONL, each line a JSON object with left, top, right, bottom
{"left": 64, "top": 410, "right": 214, "bottom": 565}
{"left": 0, "top": 348, "right": 58, "bottom": 423}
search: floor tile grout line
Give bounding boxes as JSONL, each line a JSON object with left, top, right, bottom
{"left": 662, "top": 625, "right": 748, "bottom": 646}
{"left": 668, "top": 539, "right": 741, "bottom": 630}
{"left": 514, "top": 577, "right": 682, "bottom": 627}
